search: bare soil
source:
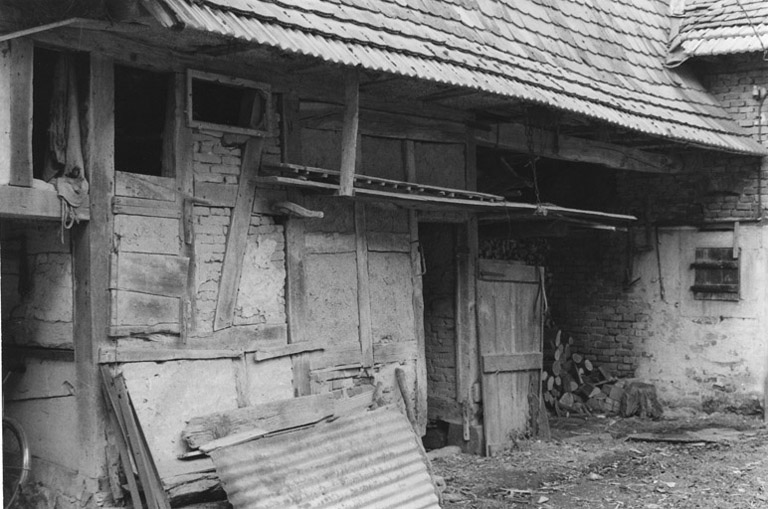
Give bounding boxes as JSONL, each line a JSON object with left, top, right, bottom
{"left": 432, "top": 412, "right": 768, "bottom": 508}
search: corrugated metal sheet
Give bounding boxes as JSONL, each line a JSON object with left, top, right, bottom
{"left": 147, "top": 0, "right": 768, "bottom": 156}
{"left": 207, "top": 408, "right": 441, "bottom": 509}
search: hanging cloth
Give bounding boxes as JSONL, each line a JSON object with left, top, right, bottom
{"left": 46, "top": 55, "right": 88, "bottom": 241}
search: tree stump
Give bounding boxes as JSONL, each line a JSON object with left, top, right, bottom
{"left": 620, "top": 381, "right": 663, "bottom": 419}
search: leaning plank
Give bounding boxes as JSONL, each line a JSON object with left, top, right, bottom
{"left": 183, "top": 392, "right": 336, "bottom": 450}
{"left": 213, "top": 138, "right": 264, "bottom": 331}
{"left": 253, "top": 342, "right": 324, "bottom": 362}
{"left": 333, "top": 385, "right": 376, "bottom": 415}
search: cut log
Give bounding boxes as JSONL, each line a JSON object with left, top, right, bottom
{"left": 572, "top": 353, "right": 583, "bottom": 364}
{"left": 620, "top": 381, "right": 663, "bottom": 419}
{"left": 554, "top": 345, "right": 563, "bottom": 361}
{"left": 584, "top": 359, "right": 593, "bottom": 371}
{"left": 555, "top": 330, "right": 562, "bottom": 347}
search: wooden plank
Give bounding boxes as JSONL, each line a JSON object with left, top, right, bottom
{"left": 373, "top": 341, "right": 418, "bottom": 365}
{"left": 99, "top": 347, "right": 241, "bottom": 364}
{"left": 404, "top": 139, "right": 427, "bottom": 436}
{"left": 482, "top": 353, "right": 543, "bottom": 373}
{"left": 113, "top": 290, "right": 179, "bottom": 328}
{"left": 0, "top": 185, "right": 90, "bottom": 221}
{"left": 366, "top": 231, "right": 410, "bottom": 252}
{"left": 112, "top": 252, "right": 189, "bottom": 298}
{"left": 108, "top": 324, "right": 180, "bottom": 337}
{"left": 115, "top": 171, "right": 177, "bottom": 201}
{"left": 194, "top": 182, "right": 237, "bottom": 207}
{"left": 254, "top": 342, "right": 323, "bottom": 362}
{"left": 310, "top": 344, "right": 363, "bottom": 370}
{"left": 338, "top": 70, "right": 359, "bottom": 197}
{"left": 333, "top": 385, "right": 375, "bottom": 415}
{"left": 455, "top": 219, "right": 478, "bottom": 441}
{"left": 0, "top": 42, "right": 11, "bottom": 185}
{"left": 183, "top": 393, "right": 336, "bottom": 449}
{"left": 355, "top": 202, "right": 374, "bottom": 367}
{"left": 100, "top": 367, "right": 144, "bottom": 509}
{"left": 478, "top": 259, "right": 539, "bottom": 283}
{"left": 72, "top": 54, "right": 113, "bottom": 479}
{"left": 9, "top": 38, "right": 33, "bottom": 187}
{"left": 305, "top": 232, "right": 356, "bottom": 254}
{"left": 475, "top": 123, "right": 682, "bottom": 174}
{"left": 112, "top": 197, "right": 181, "bottom": 218}
{"left": 213, "top": 137, "right": 264, "bottom": 331}
{"left": 173, "top": 72, "right": 196, "bottom": 342}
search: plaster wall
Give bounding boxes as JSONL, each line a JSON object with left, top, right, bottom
{"left": 631, "top": 226, "right": 767, "bottom": 408}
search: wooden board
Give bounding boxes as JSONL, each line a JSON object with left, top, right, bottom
{"left": 355, "top": 202, "right": 373, "bottom": 367}
{"left": 9, "top": 38, "right": 33, "bottom": 187}
{"left": 477, "top": 260, "right": 543, "bottom": 456}
{"left": 115, "top": 171, "right": 176, "bottom": 202}
{"left": 114, "top": 215, "right": 180, "bottom": 255}
{"left": 0, "top": 42, "right": 11, "bottom": 185}
{"left": 112, "top": 252, "right": 189, "bottom": 298}
{"left": 112, "top": 290, "right": 179, "bottom": 327}
{"left": 373, "top": 341, "right": 418, "bottom": 365}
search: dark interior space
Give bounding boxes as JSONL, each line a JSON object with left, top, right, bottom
{"left": 114, "top": 65, "right": 170, "bottom": 176}
{"left": 190, "top": 77, "right": 267, "bottom": 131}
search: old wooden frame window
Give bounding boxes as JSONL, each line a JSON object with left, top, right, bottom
{"left": 186, "top": 70, "right": 271, "bottom": 137}
{"left": 690, "top": 247, "right": 740, "bottom": 301}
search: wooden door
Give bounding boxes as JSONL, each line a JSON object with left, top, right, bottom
{"left": 477, "top": 259, "right": 543, "bottom": 456}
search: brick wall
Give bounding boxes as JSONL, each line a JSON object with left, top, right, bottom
{"left": 191, "top": 128, "right": 286, "bottom": 335}
{"left": 544, "top": 55, "right": 768, "bottom": 381}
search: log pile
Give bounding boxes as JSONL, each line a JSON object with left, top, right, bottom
{"left": 542, "top": 330, "right": 620, "bottom": 416}
{"left": 541, "top": 330, "right": 663, "bottom": 419}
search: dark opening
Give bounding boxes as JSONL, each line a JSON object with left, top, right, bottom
{"left": 191, "top": 78, "right": 267, "bottom": 131}
{"left": 114, "top": 65, "right": 170, "bottom": 176}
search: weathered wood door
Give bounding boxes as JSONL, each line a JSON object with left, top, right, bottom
{"left": 477, "top": 259, "right": 543, "bottom": 456}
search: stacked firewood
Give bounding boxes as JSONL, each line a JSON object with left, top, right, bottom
{"left": 542, "top": 331, "right": 620, "bottom": 416}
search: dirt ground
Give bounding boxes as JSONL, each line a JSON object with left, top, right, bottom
{"left": 431, "top": 411, "right": 768, "bottom": 508}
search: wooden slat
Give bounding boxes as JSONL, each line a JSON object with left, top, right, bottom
{"left": 478, "top": 258, "right": 539, "bottom": 283}
{"left": 373, "top": 341, "right": 418, "bottom": 365}
{"left": 112, "top": 197, "right": 181, "bottom": 218}
{"left": 113, "top": 290, "right": 179, "bottom": 328}
{"left": 182, "top": 393, "right": 336, "bottom": 449}
{"left": 482, "top": 353, "right": 543, "bottom": 373}
{"left": 355, "top": 202, "right": 374, "bottom": 367}
{"left": 213, "top": 137, "right": 264, "bottom": 331}
{"left": 108, "top": 324, "right": 180, "bottom": 337}
{"left": 99, "top": 347, "right": 241, "bottom": 364}
{"left": 10, "top": 38, "right": 33, "bottom": 187}
{"left": 475, "top": 123, "right": 682, "bottom": 174}
{"left": 115, "top": 171, "right": 177, "bottom": 201}
{"left": 338, "top": 70, "right": 359, "bottom": 196}
{"left": 0, "top": 42, "right": 11, "bottom": 185}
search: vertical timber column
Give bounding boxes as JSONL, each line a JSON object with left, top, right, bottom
{"left": 9, "top": 39, "right": 33, "bottom": 187}
{"left": 282, "top": 91, "right": 312, "bottom": 396}
{"left": 338, "top": 69, "right": 359, "bottom": 196}
{"left": 455, "top": 129, "right": 480, "bottom": 447}
{"left": 73, "top": 54, "right": 115, "bottom": 481}
{"left": 404, "top": 140, "right": 428, "bottom": 435}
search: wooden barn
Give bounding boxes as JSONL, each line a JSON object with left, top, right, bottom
{"left": 1, "top": 0, "right": 766, "bottom": 507}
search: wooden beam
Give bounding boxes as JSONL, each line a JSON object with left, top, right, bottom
{"left": 0, "top": 42, "right": 11, "bottom": 185}
{"left": 0, "top": 185, "right": 90, "bottom": 220}
{"left": 253, "top": 342, "right": 324, "bottom": 362}
{"left": 475, "top": 123, "right": 682, "bottom": 173}
{"left": 213, "top": 138, "right": 264, "bottom": 331}
{"left": 338, "top": 70, "right": 359, "bottom": 196}
{"left": 99, "top": 347, "right": 241, "bottom": 364}
{"left": 73, "top": 54, "right": 114, "bottom": 479}
{"left": 355, "top": 202, "right": 374, "bottom": 368}
{"left": 404, "top": 139, "right": 427, "bottom": 436}
{"left": 9, "top": 38, "right": 33, "bottom": 186}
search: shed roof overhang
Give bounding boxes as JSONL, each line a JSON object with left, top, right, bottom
{"left": 132, "top": 0, "right": 767, "bottom": 157}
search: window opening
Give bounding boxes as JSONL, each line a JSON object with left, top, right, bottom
{"left": 114, "top": 65, "right": 171, "bottom": 176}
{"left": 187, "top": 70, "right": 270, "bottom": 136}
{"left": 690, "top": 247, "right": 740, "bottom": 301}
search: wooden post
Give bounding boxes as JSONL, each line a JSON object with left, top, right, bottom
{"left": 9, "top": 38, "right": 33, "bottom": 187}
{"left": 404, "top": 140, "right": 428, "bottom": 436}
{"left": 0, "top": 41, "right": 11, "bottom": 185}
{"left": 171, "top": 73, "right": 196, "bottom": 341}
{"left": 339, "top": 70, "right": 359, "bottom": 196}
{"left": 355, "top": 202, "right": 374, "bottom": 367}
{"left": 281, "top": 91, "right": 312, "bottom": 396}
{"left": 213, "top": 137, "right": 264, "bottom": 331}
{"left": 73, "top": 54, "right": 115, "bottom": 479}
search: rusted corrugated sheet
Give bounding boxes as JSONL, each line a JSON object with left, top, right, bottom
{"left": 206, "top": 408, "right": 440, "bottom": 509}
{"left": 146, "top": 0, "right": 767, "bottom": 156}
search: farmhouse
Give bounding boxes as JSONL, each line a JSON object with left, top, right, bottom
{"left": 1, "top": 0, "right": 766, "bottom": 507}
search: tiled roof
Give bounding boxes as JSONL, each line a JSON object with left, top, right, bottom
{"left": 149, "top": 0, "right": 767, "bottom": 155}
{"left": 670, "top": 0, "right": 768, "bottom": 59}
